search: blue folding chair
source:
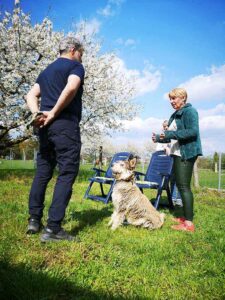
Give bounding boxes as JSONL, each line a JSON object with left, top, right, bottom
{"left": 84, "top": 152, "right": 132, "bottom": 204}
{"left": 135, "top": 151, "right": 174, "bottom": 209}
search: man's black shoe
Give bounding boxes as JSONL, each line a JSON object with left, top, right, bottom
{"left": 40, "top": 227, "right": 79, "bottom": 243}
{"left": 27, "top": 218, "right": 42, "bottom": 234}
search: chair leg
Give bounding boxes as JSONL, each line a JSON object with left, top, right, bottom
{"left": 100, "top": 183, "right": 106, "bottom": 197}
{"left": 154, "top": 189, "right": 162, "bottom": 210}
{"left": 154, "top": 176, "right": 166, "bottom": 209}
{"left": 84, "top": 181, "right": 94, "bottom": 199}
{"left": 104, "top": 181, "right": 116, "bottom": 204}
{"left": 84, "top": 180, "right": 116, "bottom": 204}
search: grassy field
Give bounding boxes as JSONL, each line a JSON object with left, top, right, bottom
{"left": 0, "top": 159, "right": 35, "bottom": 169}
{"left": 0, "top": 166, "right": 224, "bottom": 300}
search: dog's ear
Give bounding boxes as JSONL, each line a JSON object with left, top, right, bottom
{"left": 128, "top": 153, "right": 134, "bottom": 160}
{"left": 129, "top": 157, "right": 137, "bottom": 169}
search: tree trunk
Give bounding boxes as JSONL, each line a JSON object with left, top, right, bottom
{"left": 193, "top": 157, "right": 200, "bottom": 188}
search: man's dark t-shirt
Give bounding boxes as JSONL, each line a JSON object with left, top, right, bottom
{"left": 36, "top": 57, "right": 85, "bottom": 123}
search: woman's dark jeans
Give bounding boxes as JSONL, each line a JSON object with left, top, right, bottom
{"left": 172, "top": 155, "right": 197, "bottom": 221}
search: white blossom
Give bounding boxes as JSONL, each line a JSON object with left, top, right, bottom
{"left": 0, "top": 3, "right": 139, "bottom": 149}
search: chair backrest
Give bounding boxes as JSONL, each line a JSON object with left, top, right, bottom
{"left": 145, "top": 151, "right": 173, "bottom": 185}
{"left": 105, "top": 152, "right": 131, "bottom": 178}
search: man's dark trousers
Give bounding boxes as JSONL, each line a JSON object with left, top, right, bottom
{"left": 29, "top": 119, "right": 81, "bottom": 233}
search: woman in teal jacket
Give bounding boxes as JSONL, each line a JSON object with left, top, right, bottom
{"left": 152, "top": 88, "right": 202, "bottom": 232}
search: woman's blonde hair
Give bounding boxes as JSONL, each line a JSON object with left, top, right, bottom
{"left": 168, "top": 88, "right": 188, "bottom": 103}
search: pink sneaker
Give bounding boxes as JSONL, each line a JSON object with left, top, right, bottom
{"left": 171, "top": 222, "right": 195, "bottom": 232}
{"left": 172, "top": 217, "right": 186, "bottom": 223}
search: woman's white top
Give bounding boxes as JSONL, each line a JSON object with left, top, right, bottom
{"left": 168, "top": 119, "right": 181, "bottom": 156}
{"left": 156, "top": 143, "right": 167, "bottom": 151}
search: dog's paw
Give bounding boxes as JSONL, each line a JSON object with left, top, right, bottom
{"left": 111, "top": 225, "right": 118, "bottom": 231}
{"left": 160, "top": 213, "right": 166, "bottom": 222}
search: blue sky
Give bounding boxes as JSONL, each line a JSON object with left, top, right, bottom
{"left": 2, "top": 0, "right": 225, "bottom": 154}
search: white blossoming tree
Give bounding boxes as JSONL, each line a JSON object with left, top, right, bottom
{"left": 0, "top": 1, "right": 138, "bottom": 151}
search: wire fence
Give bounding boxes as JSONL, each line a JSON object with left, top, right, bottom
{"left": 198, "top": 162, "right": 225, "bottom": 190}
{"left": 138, "top": 156, "right": 225, "bottom": 191}
{"left": 1, "top": 153, "right": 225, "bottom": 191}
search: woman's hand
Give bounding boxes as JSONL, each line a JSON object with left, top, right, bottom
{"left": 160, "top": 132, "right": 165, "bottom": 140}
{"left": 152, "top": 132, "right": 157, "bottom": 143}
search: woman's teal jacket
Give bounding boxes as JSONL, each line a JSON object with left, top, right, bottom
{"left": 156, "top": 103, "right": 203, "bottom": 160}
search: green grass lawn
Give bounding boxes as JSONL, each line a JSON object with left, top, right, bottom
{"left": 0, "top": 168, "right": 224, "bottom": 300}
{"left": 0, "top": 159, "right": 35, "bottom": 169}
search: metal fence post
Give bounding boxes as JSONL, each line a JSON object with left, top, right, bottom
{"left": 218, "top": 152, "right": 222, "bottom": 191}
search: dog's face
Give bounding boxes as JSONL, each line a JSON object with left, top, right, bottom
{"left": 112, "top": 158, "right": 137, "bottom": 181}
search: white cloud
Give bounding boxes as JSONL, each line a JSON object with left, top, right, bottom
{"left": 200, "top": 115, "right": 225, "bottom": 130}
{"left": 198, "top": 103, "right": 225, "bottom": 118}
{"left": 120, "top": 114, "right": 198, "bottom": 139}
{"left": 116, "top": 38, "right": 136, "bottom": 46}
{"left": 97, "top": 5, "right": 114, "bottom": 17}
{"left": 198, "top": 104, "right": 225, "bottom": 153}
{"left": 122, "top": 117, "right": 163, "bottom": 133}
{"left": 124, "top": 39, "right": 135, "bottom": 46}
{"left": 109, "top": 103, "right": 225, "bottom": 155}
{"left": 135, "top": 68, "right": 161, "bottom": 96}
{"left": 109, "top": 117, "right": 165, "bottom": 153}
{"left": 109, "top": 0, "right": 125, "bottom": 5}
{"left": 178, "top": 65, "right": 225, "bottom": 102}
{"left": 97, "top": 0, "right": 125, "bottom": 17}
{"left": 199, "top": 104, "right": 225, "bottom": 150}
{"left": 75, "top": 18, "right": 101, "bottom": 36}
{"left": 112, "top": 58, "right": 161, "bottom": 96}
{"left": 200, "top": 134, "right": 225, "bottom": 154}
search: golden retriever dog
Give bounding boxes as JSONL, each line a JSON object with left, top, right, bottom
{"left": 108, "top": 157, "right": 165, "bottom": 231}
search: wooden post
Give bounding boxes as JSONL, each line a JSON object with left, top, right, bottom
{"left": 215, "top": 162, "right": 218, "bottom": 173}
{"left": 193, "top": 157, "right": 199, "bottom": 188}
{"left": 218, "top": 152, "right": 221, "bottom": 191}
{"left": 99, "top": 146, "right": 103, "bottom": 169}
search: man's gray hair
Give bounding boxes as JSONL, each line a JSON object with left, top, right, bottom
{"left": 59, "top": 37, "right": 83, "bottom": 53}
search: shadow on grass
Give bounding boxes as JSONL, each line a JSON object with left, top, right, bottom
{"left": 149, "top": 195, "right": 174, "bottom": 210}
{"left": 70, "top": 195, "right": 179, "bottom": 235}
{"left": 153, "top": 196, "right": 184, "bottom": 218}
{"left": 0, "top": 259, "right": 125, "bottom": 300}
{"left": 69, "top": 195, "right": 176, "bottom": 235}
{"left": 69, "top": 206, "right": 112, "bottom": 235}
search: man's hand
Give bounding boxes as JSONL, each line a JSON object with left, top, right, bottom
{"left": 32, "top": 111, "right": 55, "bottom": 128}
{"left": 33, "top": 115, "right": 46, "bottom": 128}
{"left": 27, "top": 112, "right": 46, "bottom": 129}
{"left": 33, "top": 112, "right": 46, "bottom": 128}
{"left": 42, "top": 111, "right": 56, "bottom": 127}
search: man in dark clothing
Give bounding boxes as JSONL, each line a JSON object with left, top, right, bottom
{"left": 26, "top": 37, "right": 85, "bottom": 242}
